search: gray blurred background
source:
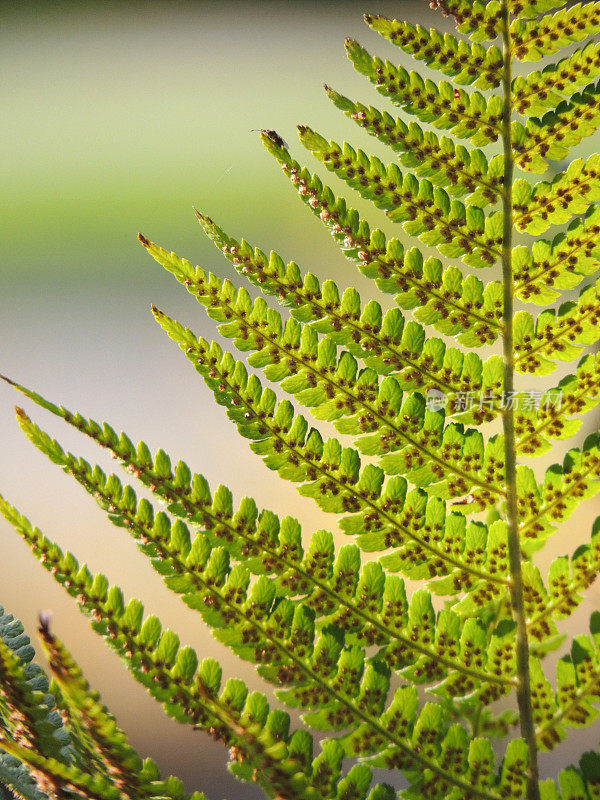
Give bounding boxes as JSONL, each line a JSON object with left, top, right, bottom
{"left": 2, "top": 1, "right": 600, "bottom": 797}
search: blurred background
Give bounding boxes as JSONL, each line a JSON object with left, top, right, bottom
{"left": 2, "top": 1, "right": 600, "bottom": 797}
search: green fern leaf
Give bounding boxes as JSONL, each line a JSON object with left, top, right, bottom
{"left": 0, "top": 498, "right": 350, "bottom": 800}
{"left": 516, "top": 354, "right": 600, "bottom": 456}
{"left": 261, "top": 136, "right": 505, "bottom": 351}
{"left": 513, "top": 41, "right": 600, "bottom": 116}
{"left": 363, "top": 14, "right": 504, "bottom": 89}
{"left": 325, "top": 87, "right": 504, "bottom": 208}
{"left": 536, "top": 615, "right": 600, "bottom": 750}
{"left": 513, "top": 156, "right": 600, "bottom": 236}
{"left": 513, "top": 206, "right": 600, "bottom": 304}
{"left": 514, "top": 279, "right": 600, "bottom": 375}
{"left": 0, "top": 496, "right": 519, "bottom": 800}
{"left": 519, "top": 434, "right": 600, "bottom": 554}
{"left": 416, "top": 1, "right": 503, "bottom": 43}
{"left": 511, "top": 4, "right": 600, "bottom": 62}
{"left": 141, "top": 234, "right": 497, "bottom": 415}
{"left": 5, "top": 3, "right": 600, "bottom": 799}
{"left": 345, "top": 39, "right": 504, "bottom": 147}
{"left": 298, "top": 126, "right": 503, "bottom": 268}
{"left": 151, "top": 311, "right": 507, "bottom": 517}
{"left": 514, "top": 84, "right": 600, "bottom": 173}
{"left": 3, "top": 400, "right": 519, "bottom": 708}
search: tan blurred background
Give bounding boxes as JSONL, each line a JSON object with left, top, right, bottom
{"left": 2, "top": 1, "right": 600, "bottom": 797}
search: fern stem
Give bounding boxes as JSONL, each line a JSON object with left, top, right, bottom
{"left": 501, "top": 6, "right": 541, "bottom": 800}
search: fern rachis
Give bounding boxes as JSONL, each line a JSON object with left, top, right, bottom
{"left": 2, "top": 2, "right": 600, "bottom": 800}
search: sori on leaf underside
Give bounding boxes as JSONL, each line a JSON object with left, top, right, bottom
{"left": 2, "top": 1, "right": 600, "bottom": 799}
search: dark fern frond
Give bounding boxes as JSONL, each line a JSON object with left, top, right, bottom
{"left": 0, "top": 606, "right": 207, "bottom": 800}
{"left": 0, "top": 616, "right": 69, "bottom": 765}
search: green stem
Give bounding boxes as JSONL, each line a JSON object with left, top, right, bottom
{"left": 501, "top": 5, "right": 541, "bottom": 800}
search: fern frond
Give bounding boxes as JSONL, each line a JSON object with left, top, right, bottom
{"left": 513, "top": 41, "right": 600, "bottom": 116}
{"left": 325, "top": 87, "right": 505, "bottom": 208}
{"left": 513, "top": 155, "right": 600, "bottom": 236}
{"left": 535, "top": 614, "right": 600, "bottom": 750}
{"left": 529, "top": 519, "right": 600, "bottom": 635}
{"left": 432, "top": 1, "right": 503, "bottom": 42}
{"left": 510, "top": 0, "right": 566, "bottom": 17}
{"left": 544, "top": 752, "right": 600, "bottom": 800}
{"left": 514, "top": 278, "right": 600, "bottom": 375}
{"left": 3, "top": 376, "right": 509, "bottom": 603}
{"left": 0, "top": 615, "right": 69, "bottom": 765}
{"left": 514, "top": 83, "right": 600, "bottom": 173}
{"left": 262, "top": 135, "right": 505, "bottom": 349}
{"left": 0, "top": 606, "right": 208, "bottom": 800}
{"left": 15, "top": 406, "right": 518, "bottom": 704}
{"left": 514, "top": 206, "right": 600, "bottom": 304}
{"left": 142, "top": 233, "right": 494, "bottom": 414}
{"left": 511, "top": 3, "right": 600, "bottom": 62}
{"left": 0, "top": 608, "right": 71, "bottom": 800}
{"left": 0, "top": 499, "right": 353, "bottom": 800}
{"left": 363, "top": 15, "right": 504, "bottom": 89}
{"left": 0, "top": 497, "right": 521, "bottom": 800}
{"left": 516, "top": 354, "right": 600, "bottom": 456}
{"left": 0, "top": 752, "right": 49, "bottom": 800}
{"left": 519, "top": 434, "right": 600, "bottom": 550}
{"left": 0, "top": 738, "right": 125, "bottom": 800}
{"left": 37, "top": 625, "right": 199, "bottom": 800}
{"left": 152, "top": 312, "right": 507, "bottom": 511}
{"left": 345, "top": 39, "right": 504, "bottom": 147}
{"left": 298, "top": 127, "right": 503, "bottom": 268}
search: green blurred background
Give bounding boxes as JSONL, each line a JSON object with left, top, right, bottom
{"left": 2, "top": 1, "right": 600, "bottom": 797}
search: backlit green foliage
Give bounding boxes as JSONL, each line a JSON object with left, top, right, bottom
{"left": 2, "top": 2, "right": 600, "bottom": 799}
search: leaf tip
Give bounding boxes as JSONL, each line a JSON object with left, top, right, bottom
{"left": 253, "top": 128, "right": 288, "bottom": 148}
{"left": 138, "top": 232, "right": 151, "bottom": 248}
{"left": 38, "top": 609, "right": 53, "bottom": 639}
{"left": 0, "top": 373, "right": 17, "bottom": 388}
{"left": 14, "top": 406, "right": 28, "bottom": 421}
{"left": 193, "top": 207, "right": 212, "bottom": 226}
